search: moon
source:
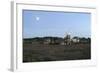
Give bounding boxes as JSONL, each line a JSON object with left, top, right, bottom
{"left": 36, "top": 16, "right": 40, "bottom": 21}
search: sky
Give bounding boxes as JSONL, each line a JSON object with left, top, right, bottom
{"left": 23, "top": 10, "right": 91, "bottom": 38}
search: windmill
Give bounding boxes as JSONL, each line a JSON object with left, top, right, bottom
{"left": 64, "top": 32, "right": 71, "bottom": 45}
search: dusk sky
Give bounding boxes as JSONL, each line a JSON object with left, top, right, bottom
{"left": 23, "top": 10, "right": 91, "bottom": 38}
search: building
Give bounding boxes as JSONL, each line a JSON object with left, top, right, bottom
{"left": 72, "top": 37, "right": 80, "bottom": 43}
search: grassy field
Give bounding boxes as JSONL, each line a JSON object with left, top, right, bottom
{"left": 23, "top": 43, "right": 91, "bottom": 62}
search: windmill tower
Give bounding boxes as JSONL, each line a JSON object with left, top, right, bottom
{"left": 64, "top": 32, "right": 71, "bottom": 45}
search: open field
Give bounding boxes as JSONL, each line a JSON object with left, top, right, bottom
{"left": 23, "top": 43, "right": 91, "bottom": 62}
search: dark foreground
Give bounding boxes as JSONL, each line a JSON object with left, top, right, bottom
{"left": 23, "top": 43, "right": 91, "bottom": 62}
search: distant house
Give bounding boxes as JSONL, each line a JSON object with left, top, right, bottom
{"left": 43, "top": 37, "right": 56, "bottom": 45}
{"left": 43, "top": 38, "right": 51, "bottom": 44}
{"left": 32, "top": 37, "right": 44, "bottom": 44}
{"left": 43, "top": 37, "right": 65, "bottom": 45}
{"left": 72, "top": 37, "right": 80, "bottom": 43}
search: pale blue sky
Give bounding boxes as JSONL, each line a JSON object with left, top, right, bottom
{"left": 23, "top": 10, "right": 91, "bottom": 38}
